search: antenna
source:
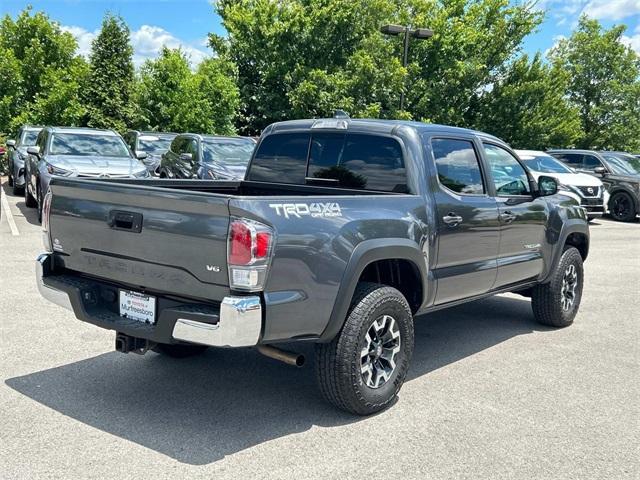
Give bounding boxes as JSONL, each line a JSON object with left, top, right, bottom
{"left": 333, "top": 110, "right": 350, "bottom": 119}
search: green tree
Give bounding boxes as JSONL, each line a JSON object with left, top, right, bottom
{"left": 474, "top": 54, "right": 582, "bottom": 149}
{"left": 135, "top": 47, "right": 239, "bottom": 134}
{"left": 84, "top": 13, "right": 136, "bottom": 132}
{"left": 0, "top": 6, "right": 78, "bottom": 133}
{"left": 549, "top": 17, "right": 640, "bottom": 150}
{"left": 212, "top": 0, "right": 542, "bottom": 134}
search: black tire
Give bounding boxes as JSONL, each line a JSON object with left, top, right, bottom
{"left": 152, "top": 342, "right": 209, "bottom": 358}
{"left": 12, "top": 179, "right": 23, "bottom": 196}
{"left": 24, "top": 181, "right": 37, "bottom": 208}
{"left": 316, "top": 282, "right": 414, "bottom": 415}
{"left": 531, "top": 246, "right": 583, "bottom": 328}
{"left": 8, "top": 174, "right": 13, "bottom": 187}
{"left": 609, "top": 191, "right": 636, "bottom": 222}
{"left": 36, "top": 185, "right": 43, "bottom": 223}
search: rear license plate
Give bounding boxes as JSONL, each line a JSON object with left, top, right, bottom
{"left": 119, "top": 290, "right": 156, "bottom": 324}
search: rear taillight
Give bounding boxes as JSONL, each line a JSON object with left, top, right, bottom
{"left": 228, "top": 218, "right": 274, "bottom": 291}
{"left": 42, "top": 190, "right": 53, "bottom": 252}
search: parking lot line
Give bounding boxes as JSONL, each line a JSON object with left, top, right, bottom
{"left": 1, "top": 182, "right": 20, "bottom": 236}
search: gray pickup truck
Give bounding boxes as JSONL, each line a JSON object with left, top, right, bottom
{"left": 36, "top": 118, "right": 589, "bottom": 415}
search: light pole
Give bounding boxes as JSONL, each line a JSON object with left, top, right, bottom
{"left": 380, "top": 24, "right": 433, "bottom": 111}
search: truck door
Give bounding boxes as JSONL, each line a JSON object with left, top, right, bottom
{"left": 430, "top": 137, "right": 500, "bottom": 304}
{"left": 481, "top": 143, "right": 547, "bottom": 287}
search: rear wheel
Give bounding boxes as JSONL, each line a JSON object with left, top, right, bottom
{"left": 36, "top": 184, "right": 43, "bottom": 223}
{"left": 152, "top": 343, "right": 209, "bottom": 358}
{"left": 609, "top": 192, "right": 636, "bottom": 222}
{"left": 24, "top": 180, "right": 37, "bottom": 208}
{"left": 316, "top": 283, "right": 414, "bottom": 415}
{"left": 531, "top": 246, "right": 583, "bottom": 328}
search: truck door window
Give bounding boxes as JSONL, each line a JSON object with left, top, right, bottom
{"left": 248, "top": 133, "right": 310, "bottom": 184}
{"left": 483, "top": 144, "right": 530, "bottom": 196}
{"left": 432, "top": 138, "right": 485, "bottom": 194}
{"left": 308, "top": 133, "right": 407, "bottom": 192}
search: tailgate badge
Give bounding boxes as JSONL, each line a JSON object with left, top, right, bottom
{"left": 206, "top": 265, "right": 221, "bottom": 272}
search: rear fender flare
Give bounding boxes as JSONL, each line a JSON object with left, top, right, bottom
{"left": 318, "top": 238, "right": 427, "bottom": 342}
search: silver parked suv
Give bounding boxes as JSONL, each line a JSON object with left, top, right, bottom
{"left": 5, "top": 125, "right": 42, "bottom": 195}
{"left": 24, "top": 127, "right": 150, "bottom": 223}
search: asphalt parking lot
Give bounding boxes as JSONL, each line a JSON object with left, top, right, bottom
{"left": 1, "top": 178, "right": 638, "bottom": 480}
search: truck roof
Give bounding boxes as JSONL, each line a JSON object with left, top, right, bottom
{"left": 265, "top": 118, "right": 503, "bottom": 142}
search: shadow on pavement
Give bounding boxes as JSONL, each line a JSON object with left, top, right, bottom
{"left": 6, "top": 294, "right": 546, "bottom": 465}
{"left": 1, "top": 181, "right": 39, "bottom": 226}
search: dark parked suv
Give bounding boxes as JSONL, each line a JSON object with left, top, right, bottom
{"left": 159, "top": 133, "right": 255, "bottom": 180}
{"left": 124, "top": 131, "right": 176, "bottom": 176}
{"left": 6, "top": 126, "right": 42, "bottom": 195}
{"left": 548, "top": 149, "right": 640, "bottom": 222}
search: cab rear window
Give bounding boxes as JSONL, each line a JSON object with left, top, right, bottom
{"left": 248, "top": 132, "right": 408, "bottom": 192}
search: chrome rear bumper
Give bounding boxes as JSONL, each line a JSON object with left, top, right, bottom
{"left": 36, "top": 253, "right": 262, "bottom": 347}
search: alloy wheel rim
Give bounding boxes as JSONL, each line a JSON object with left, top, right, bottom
{"left": 360, "top": 315, "right": 401, "bottom": 389}
{"left": 560, "top": 264, "right": 578, "bottom": 311}
{"left": 613, "top": 195, "right": 630, "bottom": 218}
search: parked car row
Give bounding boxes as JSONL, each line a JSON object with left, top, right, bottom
{"left": 3, "top": 124, "right": 638, "bottom": 222}
{"left": 4, "top": 125, "right": 257, "bottom": 222}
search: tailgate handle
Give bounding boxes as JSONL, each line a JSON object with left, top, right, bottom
{"left": 109, "top": 210, "right": 143, "bottom": 233}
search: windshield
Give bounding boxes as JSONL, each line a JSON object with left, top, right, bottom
{"left": 602, "top": 153, "right": 640, "bottom": 176}
{"left": 138, "top": 136, "right": 173, "bottom": 155}
{"left": 202, "top": 139, "right": 254, "bottom": 166}
{"left": 50, "top": 133, "right": 131, "bottom": 157}
{"left": 20, "top": 130, "right": 40, "bottom": 146}
{"left": 521, "top": 154, "right": 573, "bottom": 174}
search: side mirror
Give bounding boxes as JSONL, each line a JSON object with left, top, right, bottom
{"left": 593, "top": 166, "right": 607, "bottom": 176}
{"left": 179, "top": 152, "right": 193, "bottom": 162}
{"left": 6, "top": 139, "right": 16, "bottom": 148}
{"left": 27, "top": 146, "right": 40, "bottom": 157}
{"left": 135, "top": 151, "right": 148, "bottom": 160}
{"left": 537, "top": 175, "right": 558, "bottom": 196}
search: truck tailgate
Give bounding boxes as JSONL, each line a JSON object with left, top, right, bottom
{"left": 48, "top": 178, "right": 231, "bottom": 301}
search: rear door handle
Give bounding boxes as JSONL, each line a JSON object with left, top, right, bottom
{"left": 442, "top": 213, "right": 463, "bottom": 227}
{"left": 500, "top": 211, "right": 516, "bottom": 224}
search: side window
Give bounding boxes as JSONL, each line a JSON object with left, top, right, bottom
{"left": 483, "top": 143, "right": 530, "bottom": 196}
{"left": 124, "top": 133, "right": 135, "bottom": 150}
{"left": 36, "top": 131, "right": 47, "bottom": 152}
{"left": 557, "top": 153, "right": 582, "bottom": 167}
{"left": 308, "top": 133, "right": 406, "bottom": 192}
{"left": 432, "top": 138, "right": 485, "bottom": 195}
{"left": 248, "top": 133, "right": 310, "bottom": 184}
{"left": 170, "top": 137, "right": 183, "bottom": 154}
{"left": 338, "top": 134, "right": 407, "bottom": 192}
{"left": 582, "top": 155, "right": 602, "bottom": 170}
{"left": 186, "top": 139, "right": 199, "bottom": 160}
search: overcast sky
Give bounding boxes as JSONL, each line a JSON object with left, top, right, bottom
{"left": 1, "top": 0, "right": 638, "bottom": 68}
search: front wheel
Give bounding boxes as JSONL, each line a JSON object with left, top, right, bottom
{"left": 531, "top": 246, "right": 584, "bottom": 328}
{"left": 316, "top": 283, "right": 414, "bottom": 415}
{"left": 609, "top": 192, "right": 636, "bottom": 222}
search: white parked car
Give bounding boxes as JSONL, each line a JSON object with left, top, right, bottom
{"left": 516, "top": 150, "right": 608, "bottom": 220}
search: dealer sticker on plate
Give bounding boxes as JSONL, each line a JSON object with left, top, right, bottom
{"left": 119, "top": 290, "right": 156, "bottom": 324}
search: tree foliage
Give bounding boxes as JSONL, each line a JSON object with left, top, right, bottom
{"left": 83, "top": 14, "right": 136, "bottom": 132}
{"left": 474, "top": 54, "right": 582, "bottom": 149}
{"left": 212, "top": 0, "right": 543, "bottom": 134}
{"left": 549, "top": 17, "right": 640, "bottom": 151}
{"left": 0, "top": 6, "right": 79, "bottom": 133}
{"left": 135, "top": 47, "right": 239, "bottom": 134}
